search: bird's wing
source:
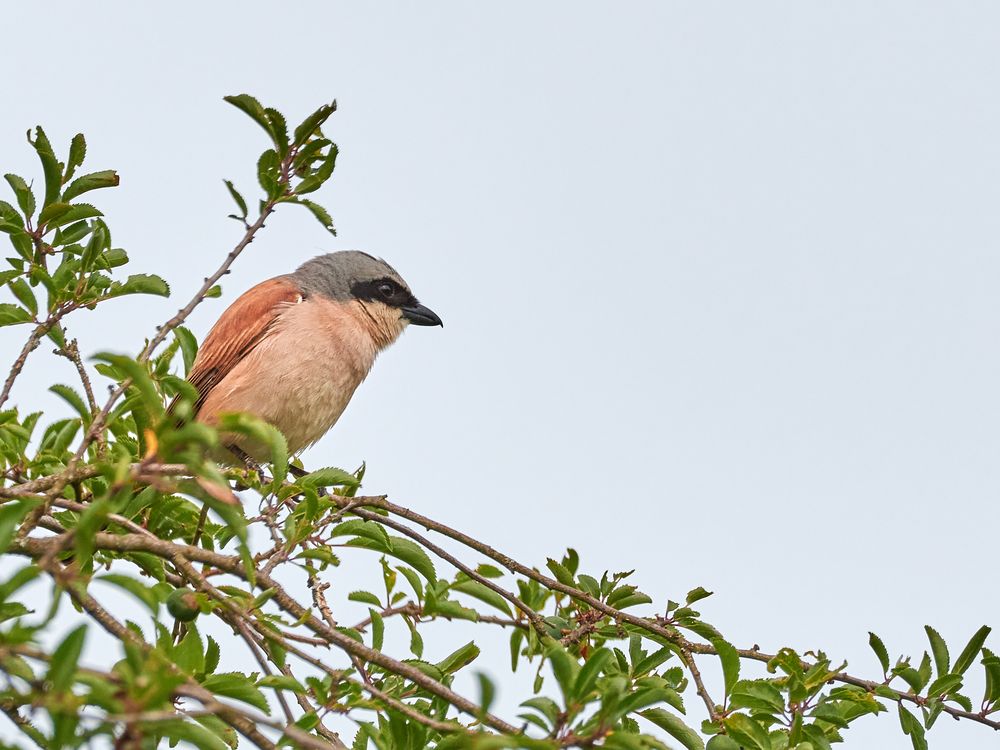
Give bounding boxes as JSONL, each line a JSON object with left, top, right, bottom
{"left": 187, "top": 276, "right": 303, "bottom": 413}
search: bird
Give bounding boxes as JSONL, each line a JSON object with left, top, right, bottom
{"left": 183, "top": 250, "right": 441, "bottom": 461}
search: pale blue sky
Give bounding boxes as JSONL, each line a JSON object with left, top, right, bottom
{"left": 2, "top": 3, "right": 999, "bottom": 747}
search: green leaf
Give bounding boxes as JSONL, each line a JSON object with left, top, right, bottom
{"left": 897, "top": 704, "right": 928, "bottom": 750}
{"left": 258, "top": 675, "right": 306, "bottom": 693}
{"left": 202, "top": 672, "right": 270, "bottom": 714}
{"left": 299, "top": 466, "right": 360, "bottom": 489}
{"left": 953, "top": 626, "right": 991, "bottom": 675}
{"left": 107, "top": 273, "right": 170, "bottom": 298}
{"left": 685, "top": 587, "right": 713, "bottom": 605}
{"left": 574, "top": 647, "right": 612, "bottom": 700}
{"left": 546, "top": 641, "right": 580, "bottom": 703}
{"left": 28, "top": 127, "right": 61, "bottom": 208}
{"left": 264, "top": 107, "right": 289, "bottom": 157}
{"left": 292, "top": 198, "right": 336, "bottom": 235}
{"left": 926, "top": 673, "right": 962, "bottom": 697}
{"left": 0, "top": 500, "right": 38, "bottom": 553}
{"left": 0, "top": 303, "right": 31, "bottom": 327}
{"left": 640, "top": 709, "right": 705, "bottom": 750}
{"left": 451, "top": 579, "right": 512, "bottom": 616}
{"left": 293, "top": 101, "right": 337, "bottom": 146}
{"left": 37, "top": 202, "right": 72, "bottom": 226}
{"left": 728, "top": 679, "right": 784, "bottom": 713}
{"left": 47, "top": 624, "right": 87, "bottom": 691}
{"left": 224, "top": 94, "right": 272, "bottom": 132}
{"left": 205, "top": 636, "right": 221, "bottom": 674}
{"left": 65, "top": 134, "right": 87, "bottom": 183}
{"left": 4, "top": 174, "right": 35, "bottom": 218}
{"left": 8, "top": 278, "right": 36, "bottom": 315}
{"left": 868, "top": 632, "right": 890, "bottom": 674}
{"left": 369, "top": 608, "right": 384, "bottom": 651}
{"left": 723, "top": 714, "right": 770, "bottom": 750}
{"left": 62, "top": 170, "right": 119, "bottom": 202}
{"left": 545, "top": 558, "right": 575, "bottom": 587}
{"left": 924, "top": 625, "right": 949, "bottom": 676}
{"left": 156, "top": 718, "right": 231, "bottom": 750}
{"left": 175, "top": 326, "right": 199, "bottom": 375}
{"left": 348, "top": 590, "right": 382, "bottom": 607}
{"left": 223, "top": 180, "right": 248, "bottom": 219}
{"left": 332, "top": 519, "right": 392, "bottom": 549}
{"left": 174, "top": 624, "right": 205, "bottom": 674}
{"left": 49, "top": 384, "right": 90, "bottom": 421}
{"left": 436, "top": 641, "right": 480, "bottom": 674}
{"left": 712, "top": 639, "right": 740, "bottom": 700}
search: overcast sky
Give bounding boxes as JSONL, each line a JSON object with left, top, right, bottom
{"left": 3, "top": 2, "right": 999, "bottom": 748}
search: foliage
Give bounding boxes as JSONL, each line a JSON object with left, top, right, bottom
{"left": 0, "top": 96, "right": 995, "bottom": 750}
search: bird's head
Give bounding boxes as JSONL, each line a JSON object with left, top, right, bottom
{"left": 292, "top": 251, "right": 442, "bottom": 347}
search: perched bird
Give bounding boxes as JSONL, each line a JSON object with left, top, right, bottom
{"left": 185, "top": 251, "right": 441, "bottom": 460}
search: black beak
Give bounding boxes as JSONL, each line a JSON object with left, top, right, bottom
{"left": 401, "top": 303, "right": 443, "bottom": 327}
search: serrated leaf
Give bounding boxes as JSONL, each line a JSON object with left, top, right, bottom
{"left": 712, "top": 638, "right": 740, "bottom": 700}
{"left": 293, "top": 101, "right": 337, "bottom": 146}
{"left": 348, "top": 590, "right": 382, "bottom": 607}
{"left": 223, "top": 180, "right": 248, "bottom": 219}
{"left": 953, "top": 626, "right": 991, "bottom": 676}
{"left": 5, "top": 174, "right": 35, "bottom": 218}
{"left": 65, "top": 134, "right": 86, "bottom": 183}
{"left": 292, "top": 198, "right": 336, "bottom": 235}
{"left": 62, "top": 170, "right": 119, "bottom": 202}
{"left": 868, "top": 632, "right": 890, "bottom": 674}
{"left": 107, "top": 273, "right": 170, "bottom": 298}
{"left": 924, "top": 625, "right": 949, "bottom": 676}
{"left": 224, "top": 94, "right": 274, "bottom": 141}
{"left": 202, "top": 672, "right": 270, "bottom": 714}
{"left": 299, "top": 466, "right": 359, "bottom": 489}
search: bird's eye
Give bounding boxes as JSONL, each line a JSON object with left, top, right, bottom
{"left": 378, "top": 283, "right": 395, "bottom": 298}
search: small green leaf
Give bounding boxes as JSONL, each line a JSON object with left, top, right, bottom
{"left": 223, "top": 180, "right": 248, "bottom": 219}
{"left": 436, "top": 641, "right": 480, "bottom": 674}
{"left": 107, "top": 273, "right": 170, "bottom": 298}
{"left": 293, "top": 101, "right": 337, "bottom": 146}
{"left": 924, "top": 625, "right": 950, "bottom": 676}
{"left": 291, "top": 198, "right": 336, "bottom": 235}
{"left": 156, "top": 719, "right": 231, "bottom": 750}
{"left": 640, "top": 708, "right": 705, "bottom": 750}
{"left": 348, "top": 590, "right": 382, "bottom": 607}
{"left": 257, "top": 675, "right": 305, "bottom": 693}
{"left": 868, "top": 632, "right": 890, "bottom": 674}
{"left": 4, "top": 174, "right": 35, "bottom": 218}
{"left": 224, "top": 94, "right": 274, "bottom": 139}
{"left": 48, "top": 625, "right": 87, "bottom": 691}
{"left": 65, "top": 134, "right": 87, "bottom": 183}
{"left": 451, "top": 579, "right": 512, "bottom": 616}
{"left": 299, "top": 466, "right": 360, "bottom": 489}
{"left": 202, "top": 672, "right": 270, "bottom": 714}
{"left": 953, "top": 626, "right": 991, "bottom": 676}
{"left": 62, "top": 170, "right": 119, "bottom": 202}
